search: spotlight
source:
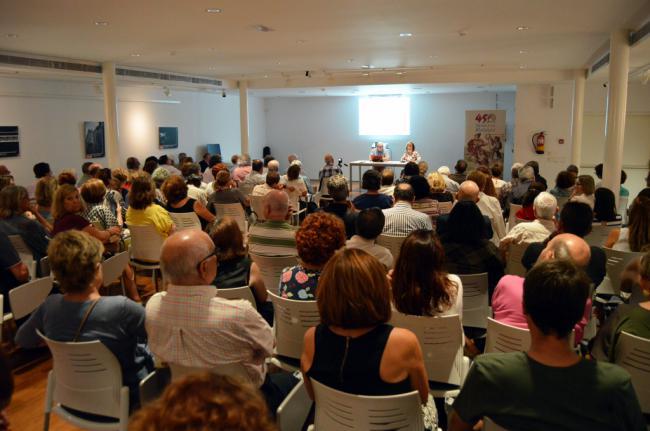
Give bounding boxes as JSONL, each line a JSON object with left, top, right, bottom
{"left": 221, "top": 89, "right": 226, "bottom": 98}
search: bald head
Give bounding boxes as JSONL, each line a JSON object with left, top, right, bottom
{"left": 263, "top": 189, "right": 290, "bottom": 220}
{"left": 457, "top": 181, "right": 480, "bottom": 202}
{"left": 267, "top": 160, "right": 280, "bottom": 172}
{"left": 160, "top": 230, "right": 215, "bottom": 285}
{"left": 539, "top": 233, "right": 591, "bottom": 268}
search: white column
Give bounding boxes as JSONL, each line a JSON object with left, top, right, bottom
{"left": 238, "top": 81, "right": 249, "bottom": 155}
{"left": 570, "top": 70, "right": 586, "bottom": 167}
{"left": 101, "top": 62, "right": 120, "bottom": 168}
{"left": 602, "top": 30, "right": 630, "bottom": 202}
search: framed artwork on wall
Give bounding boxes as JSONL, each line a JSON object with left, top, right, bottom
{"left": 159, "top": 127, "right": 178, "bottom": 149}
{"left": 0, "top": 126, "right": 20, "bottom": 158}
{"left": 83, "top": 121, "right": 105, "bottom": 158}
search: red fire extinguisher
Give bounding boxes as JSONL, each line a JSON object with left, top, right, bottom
{"left": 532, "top": 131, "right": 545, "bottom": 154}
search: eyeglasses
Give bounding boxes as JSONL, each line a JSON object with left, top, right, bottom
{"left": 196, "top": 250, "right": 216, "bottom": 271}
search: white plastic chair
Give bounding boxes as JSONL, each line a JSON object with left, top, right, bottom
{"left": 214, "top": 202, "right": 248, "bottom": 234}
{"left": 8, "top": 234, "right": 36, "bottom": 278}
{"left": 277, "top": 379, "right": 313, "bottom": 431}
{"left": 249, "top": 195, "right": 267, "bottom": 222}
{"left": 485, "top": 317, "right": 531, "bottom": 353}
{"left": 458, "top": 273, "right": 489, "bottom": 329}
{"left": 584, "top": 224, "right": 615, "bottom": 247}
{"left": 101, "top": 251, "right": 130, "bottom": 296}
{"left": 505, "top": 242, "right": 528, "bottom": 277}
{"left": 8, "top": 276, "right": 53, "bottom": 320}
{"left": 168, "top": 211, "right": 202, "bottom": 231}
{"left": 39, "top": 330, "right": 129, "bottom": 431}
{"left": 128, "top": 225, "right": 164, "bottom": 292}
{"left": 168, "top": 362, "right": 251, "bottom": 383}
{"left": 618, "top": 196, "right": 629, "bottom": 225}
{"left": 307, "top": 379, "right": 424, "bottom": 431}
{"left": 376, "top": 234, "right": 407, "bottom": 261}
{"left": 238, "top": 182, "right": 255, "bottom": 198}
{"left": 249, "top": 253, "right": 298, "bottom": 293}
{"left": 614, "top": 331, "right": 650, "bottom": 414}
{"left": 390, "top": 313, "right": 469, "bottom": 398}
{"left": 596, "top": 248, "right": 644, "bottom": 296}
{"left": 217, "top": 286, "right": 257, "bottom": 309}
{"left": 506, "top": 203, "right": 522, "bottom": 233}
{"left": 268, "top": 291, "right": 320, "bottom": 372}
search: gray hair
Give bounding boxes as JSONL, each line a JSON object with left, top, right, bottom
{"left": 267, "top": 160, "right": 280, "bottom": 172}
{"left": 533, "top": 191, "right": 557, "bottom": 220}
{"left": 160, "top": 234, "right": 213, "bottom": 284}
{"left": 511, "top": 162, "right": 524, "bottom": 178}
{"left": 327, "top": 175, "right": 349, "bottom": 201}
{"left": 518, "top": 165, "right": 535, "bottom": 182}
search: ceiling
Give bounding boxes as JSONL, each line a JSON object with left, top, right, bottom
{"left": 250, "top": 83, "right": 516, "bottom": 97}
{"left": 0, "top": 0, "right": 648, "bottom": 82}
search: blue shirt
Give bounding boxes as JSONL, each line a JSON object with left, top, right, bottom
{"left": 353, "top": 193, "right": 393, "bottom": 210}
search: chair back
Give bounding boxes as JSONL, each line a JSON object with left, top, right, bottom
{"left": 597, "top": 248, "right": 644, "bottom": 296}
{"left": 249, "top": 195, "right": 266, "bottom": 222}
{"left": 376, "top": 234, "right": 407, "bottom": 261}
{"left": 458, "top": 273, "right": 489, "bottom": 329}
{"left": 169, "top": 362, "right": 251, "bottom": 383}
{"left": 437, "top": 201, "right": 453, "bottom": 215}
{"left": 101, "top": 251, "right": 130, "bottom": 288}
{"left": 249, "top": 253, "right": 298, "bottom": 292}
{"left": 128, "top": 225, "right": 165, "bottom": 263}
{"left": 217, "top": 286, "right": 257, "bottom": 309}
{"left": 214, "top": 203, "right": 247, "bottom": 233}
{"left": 38, "top": 330, "right": 128, "bottom": 419}
{"left": 268, "top": 291, "right": 320, "bottom": 360}
{"left": 8, "top": 276, "right": 53, "bottom": 320}
{"left": 505, "top": 241, "right": 528, "bottom": 276}
{"left": 391, "top": 313, "right": 465, "bottom": 387}
{"left": 507, "top": 204, "right": 523, "bottom": 232}
{"left": 168, "top": 211, "right": 202, "bottom": 231}
{"left": 584, "top": 224, "right": 615, "bottom": 247}
{"left": 8, "top": 234, "right": 36, "bottom": 278}
{"left": 485, "top": 317, "right": 531, "bottom": 353}
{"left": 310, "top": 379, "right": 424, "bottom": 431}
{"left": 238, "top": 182, "right": 255, "bottom": 197}
{"left": 614, "top": 331, "right": 650, "bottom": 413}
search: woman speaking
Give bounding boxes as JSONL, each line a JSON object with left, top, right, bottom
{"left": 400, "top": 141, "right": 421, "bottom": 163}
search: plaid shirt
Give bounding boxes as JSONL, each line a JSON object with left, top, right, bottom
{"left": 318, "top": 164, "right": 342, "bottom": 182}
{"left": 145, "top": 285, "right": 274, "bottom": 387}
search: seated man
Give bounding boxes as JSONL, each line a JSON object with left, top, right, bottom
{"left": 369, "top": 142, "right": 390, "bottom": 161}
{"left": 449, "top": 259, "right": 645, "bottom": 431}
{"left": 252, "top": 172, "right": 282, "bottom": 197}
{"left": 322, "top": 175, "right": 357, "bottom": 239}
{"left": 346, "top": 208, "right": 393, "bottom": 269}
{"left": 499, "top": 191, "right": 557, "bottom": 252}
{"left": 232, "top": 154, "right": 252, "bottom": 184}
{"left": 145, "top": 230, "right": 297, "bottom": 412}
{"left": 436, "top": 181, "right": 493, "bottom": 240}
{"left": 352, "top": 170, "right": 392, "bottom": 210}
{"left": 241, "top": 159, "right": 266, "bottom": 188}
{"left": 379, "top": 169, "right": 395, "bottom": 196}
{"left": 492, "top": 234, "right": 592, "bottom": 343}
{"left": 449, "top": 159, "right": 468, "bottom": 184}
{"left": 468, "top": 171, "right": 506, "bottom": 244}
{"left": 381, "top": 183, "right": 432, "bottom": 236}
{"left": 317, "top": 153, "right": 342, "bottom": 192}
{"left": 248, "top": 190, "right": 298, "bottom": 256}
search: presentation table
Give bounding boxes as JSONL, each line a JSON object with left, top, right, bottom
{"left": 348, "top": 160, "right": 407, "bottom": 191}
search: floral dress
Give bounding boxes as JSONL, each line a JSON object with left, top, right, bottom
{"left": 278, "top": 265, "right": 321, "bottom": 300}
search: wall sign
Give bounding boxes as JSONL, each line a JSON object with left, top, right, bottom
{"left": 0, "top": 126, "right": 20, "bottom": 158}
{"left": 464, "top": 110, "right": 506, "bottom": 169}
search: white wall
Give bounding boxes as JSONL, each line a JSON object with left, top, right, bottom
{"left": 248, "top": 96, "right": 267, "bottom": 155}
{"left": 255, "top": 91, "right": 516, "bottom": 180}
{"left": 0, "top": 76, "right": 242, "bottom": 187}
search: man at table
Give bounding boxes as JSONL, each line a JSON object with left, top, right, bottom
{"left": 369, "top": 142, "right": 390, "bottom": 162}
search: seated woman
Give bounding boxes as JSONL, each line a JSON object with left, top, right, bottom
{"left": 605, "top": 195, "right": 650, "bottom": 252}
{"left": 301, "top": 248, "right": 432, "bottom": 421}
{"left": 126, "top": 172, "right": 174, "bottom": 238}
{"left": 281, "top": 164, "right": 307, "bottom": 214}
{"left": 210, "top": 217, "right": 272, "bottom": 325}
{"left": 400, "top": 141, "right": 421, "bottom": 163}
{"left": 207, "top": 171, "right": 249, "bottom": 214}
{"left": 440, "top": 200, "right": 504, "bottom": 299}
{"left": 279, "top": 212, "right": 346, "bottom": 300}
{"left": 427, "top": 172, "right": 454, "bottom": 203}
{"left": 391, "top": 230, "right": 463, "bottom": 319}
{"left": 570, "top": 175, "right": 596, "bottom": 209}
{"left": 15, "top": 231, "right": 153, "bottom": 408}
{"left": 162, "top": 175, "right": 215, "bottom": 231}
{"left": 515, "top": 187, "right": 542, "bottom": 221}
{"left": 35, "top": 177, "right": 58, "bottom": 223}
{"left": 549, "top": 170, "right": 575, "bottom": 200}
{"left": 0, "top": 185, "right": 51, "bottom": 261}
{"left": 593, "top": 187, "right": 622, "bottom": 226}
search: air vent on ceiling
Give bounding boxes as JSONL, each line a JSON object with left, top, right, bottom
{"left": 116, "top": 68, "right": 222, "bottom": 86}
{"left": 590, "top": 53, "right": 610, "bottom": 75}
{"left": 630, "top": 20, "right": 650, "bottom": 46}
{"left": 0, "top": 54, "right": 101, "bottom": 73}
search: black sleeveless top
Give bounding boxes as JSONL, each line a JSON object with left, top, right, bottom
{"left": 306, "top": 323, "right": 412, "bottom": 396}
{"left": 166, "top": 198, "right": 207, "bottom": 230}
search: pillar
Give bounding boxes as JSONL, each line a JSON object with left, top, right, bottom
{"left": 570, "top": 70, "right": 586, "bottom": 167}
{"left": 238, "top": 81, "right": 249, "bottom": 155}
{"left": 101, "top": 62, "right": 120, "bottom": 168}
{"left": 602, "top": 30, "right": 630, "bottom": 202}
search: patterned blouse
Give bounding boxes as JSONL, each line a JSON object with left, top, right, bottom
{"left": 83, "top": 203, "right": 119, "bottom": 230}
{"left": 278, "top": 265, "right": 321, "bottom": 300}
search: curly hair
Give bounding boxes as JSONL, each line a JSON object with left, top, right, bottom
{"left": 128, "top": 172, "right": 156, "bottom": 210}
{"left": 48, "top": 230, "right": 103, "bottom": 293}
{"left": 161, "top": 175, "right": 188, "bottom": 205}
{"left": 296, "top": 212, "right": 346, "bottom": 266}
{"left": 128, "top": 373, "right": 277, "bottom": 431}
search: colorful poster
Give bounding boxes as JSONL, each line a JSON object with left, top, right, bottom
{"left": 464, "top": 110, "right": 506, "bottom": 169}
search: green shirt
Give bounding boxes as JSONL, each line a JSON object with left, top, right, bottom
{"left": 610, "top": 306, "right": 650, "bottom": 362}
{"left": 453, "top": 352, "right": 645, "bottom": 431}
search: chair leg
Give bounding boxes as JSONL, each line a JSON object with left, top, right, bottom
{"left": 43, "top": 412, "right": 50, "bottom": 431}
{"left": 152, "top": 269, "right": 157, "bottom": 292}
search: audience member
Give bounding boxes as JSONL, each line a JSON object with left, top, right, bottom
{"left": 16, "top": 231, "right": 152, "bottom": 407}
{"left": 620, "top": 169, "right": 630, "bottom": 199}
{"left": 104, "top": 168, "right": 128, "bottom": 219}
{"left": 467, "top": 172, "right": 506, "bottom": 244}
{"left": 201, "top": 154, "right": 222, "bottom": 184}
{"left": 593, "top": 187, "right": 622, "bottom": 225}
{"left": 57, "top": 170, "right": 77, "bottom": 186}
{"left": 427, "top": 172, "right": 454, "bottom": 203}
{"left": 398, "top": 162, "right": 420, "bottom": 184}
{"left": 490, "top": 162, "right": 507, "bottom": 198}
{"left": 418, "top": 160, "right": 428, "bottom": 177}
{"left": 279, "top": 212, "right": 345, "bottom": 300}
{"left": 409, "top": 175, "right": 439, "bottom": 220}
{"left": 449, "top": 159, "right": 468, "bottom": 185}
{"left": 323, "top": 175, "right": 357, "bottom": 238}
{"left": 207, "top": 171, "right": 249, "bottom": 213}
{"left": 566, "top": 164, "right": 579, "bottom": 176}
{"left": 594, "top": 163, "right": 603, "bottom": 188}
{"left": 232, "top": 153, "right": 252, "bottom": 183}
{"left": 499, "top": 192, "right": 557, "bottom": 251}
{"left": 76, "top": 161, "right": 93, "bottom": 187}
{"left": 242, "top": 159, "right": 266, "bottom": 188}
{"left": 126, "top": 172, "right": 174, "bottom": 238}
{"left": 508, "top": 165, "right": 534, "bottom": 205}
{"left": 476, "top": 165, "right": 499, "bottom": 199}
{"left": 198, "top": 152, "right": 210, "bottom": 173}
{"left": 181, "top": 162, "right": 208, "bottom": 207}
{"left": 440, "top": 200, "right": 504, "bottom": 298}
{"left": 267, "top": 159, "right": 280, "bottom": 174}
{"left": 570, "top": 174, "right": 596, "bottom": 209}
{"left": 146, "top": 230, "right": 297, "bottom": 413}
{"left": 162, "top": 175, "right": 215, "bottom": 230}
{"left": 399, "top": 141, "right": 421, "bottom": 163}
{"left": 391, "top": 230, "right": 463, "bottom": 319}
{"left": 345, "top": 208, "right": 393, "bottom": 270}
{"left": 81, "top": 179, "right": 121, "bottom": 231}
{"left": 318, "top": 153, "right": 342, "bottom": 192}
{"left": 252, "top": 171, "right": 282, "bottom": 197}
{"left": 281, "top": 164, "right": 307, "bottom": 212}
{"left": 382, "top": 183, "right": 432, "bottom": 236}
{"left": 449, "top": 259, "right": 644, "bottom": 431}
{"left": 0, "top": 185, "right": 50, "bottom": 260}
{"left": 126, "top": 156, "right": 141, "bottom": 174}
{"left": 353, "top": 170, "right": 392, "bottom": 210}
{"left": 515, "top": 185, "right": 543, "bottom": 221}
{"left": 142, "top": 159, "right": 159, "bottom": 176}
{"left": 248, "top": 190, "right": 297, "bottom": 257}
{"left": 379, "top": 169, "right": 395, "bottom": 196}
{"left": 605, "top": 195, "right": 650, "bottom": 252}
{"left": 549, "top": 170, "right": 575, "bottom": 202}
{"left": 436, "top": 181, "right": 493, "bottom": 240}
{"left": 0, "top": 230, "right": 30, "bottom": 313}
{"left": 437, "top": 166, "right": 459, "bottom": 193}
{"left": 158, "top": 154, "right": 181, "bottom": 176}
{"left": 27, "top": 162, "right": 52, "bottom": 198}
{"left": 524, "top": 160, "right": 547, "bottom": 189}
{"left": 503, "top": 162, "right": 523, "bottom": 198}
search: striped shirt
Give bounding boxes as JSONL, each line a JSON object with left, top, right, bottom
{"left": 248, "top": 220, "right": 298, "bottom": 256}
{"left": 145, "top": 285, "right": 273, "bottom": 387}
{"left": 381, "top": 201, "right": 433, "bottom": 236}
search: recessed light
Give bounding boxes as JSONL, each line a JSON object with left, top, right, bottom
{"left": 5, "top": 33, "right": 18, "bottom": 38}
{"left": 519, "top": 49, "right": 528, "bottom": 54}
{"left": 396, "top": 71, "right": 405, "bottom": 76}
{"left": 255, "top": 24, "right": 273, "bottom": 32}
{"left": 362, "top": 72, "right": 370, "bottom": 76}
{"left": 399, "top": 33, "right": 413, "bottom": 37}
{"left": 516, "top": 26, "right": 529, "bottom": 31}
{"left": 519, "top": 64, "right": 527, "bottom": 69}
{"left": 169, "top": 51, "right": 176, "bottom": 56}
{"left": 94, "top": 21, "right": 109, "bottom": 26}
{"left": 362, "top": 65, "right": 375, "bottom": 69}
{"left": 347, "top": 58, "right": 354, "bottom": 63}
{"left": 297, "top": 39, "right": 306, "bottom": 44}
{"left": 276, "top": 61, "right": 281, "bottom": 65}
{"left": 264, "top": 74, "right": 269, "bottom": 78}
{"left": 130, "top": 53, "right": 141, "bottom": 57}
{"left": 208, "top": 66, "right": 217, "bottom": 70}
{"left": 206, "top": 8, "right": 222, "bottom": 13}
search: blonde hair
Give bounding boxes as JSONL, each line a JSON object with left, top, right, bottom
{"left": 48, "top": 230, "right": 103, "bottom": 293}
{"left": 35, "top": 177, "right": 58, "bottom": 207}
{"left": 0, "top": 185, "right": 28, "bottom": 218}
{"left": 427, "top": 172, "right": 446, "bottom": 193}
{"left": 52, "top": 184, "right": 84, "bottom": 220}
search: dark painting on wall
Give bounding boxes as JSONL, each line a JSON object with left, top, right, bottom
{"left": 207, "top": 144, "right": 221, "bottom": 156}
{"left": 84, "top": 121, "right": 105, "bottom": 158}
{"left": 159, "top": 127, "right": 178, "bottom": 149}
{"left": 0, "top": 126, "right": 20, "bottom": 157}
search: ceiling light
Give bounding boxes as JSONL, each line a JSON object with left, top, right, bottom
{"left": 362, "top": 72, "right": 370, "bottom": 76}
{"left": 297, "top": 39, "right": 306, "bottom": 44}
{"left": 396, "top": 71, "right": 405, "bottom": 76}
{"left": 205, "top": 8, "right": 222, "bottom": 13}
{"left": 264, "top": 74, "right": 269, "bottom": 78}
{"left": 519, "top": 64, "right": 527, "bottom": 69}
{"left": 362, "top": 65, "right": 375, "bottom": 69}
{"left": 347, "top": 58, "right": 354, "bottom": 63}
{"left": 399, "top": 33, "right": 413, "bottom": 37}
{"left": 130, "top": 53, "right": 141, "bottom": 57}
{"left": 255, "top": 24, "right": 273, "bottom": 32}
{"left": 519, "top": 49, "right": 528, "bottom": 54}
{"left": 516, "top": 26, "right": 529, "bottom": 31}
{"left": 5, "top": 33, "right": 18, "bottom": 38}
{"left": 208, "top": 66, "right": 217, "bottom": 70}
{"left": 94, "top": 21, "right": 109, "bottom": 26}
{"left": 276, "top": 61, "right": 281, "bottom": 65}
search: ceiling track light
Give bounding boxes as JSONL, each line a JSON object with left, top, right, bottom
{"left": 516, "top": 26, "right": 529, "bottom": 31}
{"left": 94, "top": 21, "right": 108, "bottom": 27}
{"left": 206, "top": 8, "right": 222, "bottom": 13}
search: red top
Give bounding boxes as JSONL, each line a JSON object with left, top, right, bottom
{"left": 52, "top": 213, "right": 90, "bottom": 236}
